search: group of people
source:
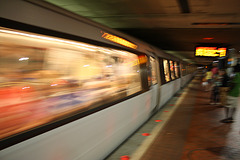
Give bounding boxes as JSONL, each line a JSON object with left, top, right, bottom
{"left": 202, "top": 63, "right": 240, "bottom": 123}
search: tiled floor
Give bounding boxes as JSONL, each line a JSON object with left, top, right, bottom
{"left": 105, "top": 75, "right": 240, "bottom": 160}
{"left": 180, "top": 81, "right": 240, "bottom": 160}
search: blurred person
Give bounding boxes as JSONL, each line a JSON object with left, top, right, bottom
{"left": 204, "top": 68, "right": 213, "bottom": 91}
{"left": 226, "top": 66, "right": 234, "bottom": 77}
{"left": 210, "top": 71, "right": 221, "bottom": 105}
{"left": 219, "top": 69, "right": 230, "bottom": 107}
{"left": 211, "top": 62, "right": 219, "bottom": 79}
{"left": 201, "top": 78, "right": 208, "bottom": 91}
{"left": 220, "top": 64, "right": 240, "bottom": 123}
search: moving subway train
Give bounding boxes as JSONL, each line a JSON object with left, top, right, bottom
{"left": 0, "top": 0, "right": 196, "bottom": 159}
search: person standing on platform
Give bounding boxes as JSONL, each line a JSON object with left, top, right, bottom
{"left": 220, "top": 64, "right": 240, "bottom": 123}
{"left": 219, "top": 69, "right": 230, "bottom": 107}
{"left": 210, "top": 63, "right": 220, "bottom": 104}
{"left": 210, "top": 71, "right": 221, "bottom": 105}
{"left": 204, "top": 68, "right": 212, "bottom": 91}
{"left": 211, "top": 63, "right": 219, "bottom": 79}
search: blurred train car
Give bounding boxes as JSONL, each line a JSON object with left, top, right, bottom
{"left": 0, "top": 0, "right": 196, "bottom": 160}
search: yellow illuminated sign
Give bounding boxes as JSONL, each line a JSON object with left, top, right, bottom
{"left": 218, "top": 48, "right": 227, "bottom": 57}
{"left": 195, "top": 47, "right": 227, "bottom": 57}
{"left": 126, "top": 56, "right": 147, "bottom": 66}
{"left": 101, "top": 32, "right": 137, "bottom": 49}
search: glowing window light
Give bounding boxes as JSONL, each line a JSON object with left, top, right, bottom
{"left": 101, "top": 32, "right": 137, "bottom": 49}
{"left": 75, "top": 46, "right": 95, "bottom": 51}
{"left": 0, "top": 28, "right": 96, "bottom": 51}
{"left": 97, "top": 48, "right": 112, "bottom": 54}
{"left": 19, "top": 57, "right": 29, "bottom": 61}
{"left": 22, "top": 86, "right": 30, "bottom": 89}
{"left": 125, "top": 56, "right": 147, "bottom": 67}
{"left": 114, "top": 50, "right": 129, "bottom": 56}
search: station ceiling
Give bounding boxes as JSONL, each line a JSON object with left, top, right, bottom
{"left": 45, "top": 0, "right": 240, "bottom": 65}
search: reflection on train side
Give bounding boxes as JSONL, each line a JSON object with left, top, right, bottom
{"left": 163, "top": 59, "right": 170, "bottom": 82}
{"left": 0, "top": 28, "right": 143, "bottom": 139}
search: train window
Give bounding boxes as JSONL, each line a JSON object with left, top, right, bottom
{"left": 0, "top": 27, "right": 142, "bottom": 139}
{"left": 150, "top": 56, "right": 158, "bottom": 85}
{"left": 146, "top": 56, "right": 152, "bottom": 87}
{"left": 169, "top": 61, "right": 175, "bottom": 80}
{"left": 174, "top": 62, "right": 179, "bottom": 78}
{"left": 163, "top": 59, "right": 170, "bottom": 82}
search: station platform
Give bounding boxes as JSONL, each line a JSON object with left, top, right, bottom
{"left": 105, "top": 75, "right": 240, "bottom": 160}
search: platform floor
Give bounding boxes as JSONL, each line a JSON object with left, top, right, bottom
{"left": 105, "top": 75, "right": 240, "bottom": 160}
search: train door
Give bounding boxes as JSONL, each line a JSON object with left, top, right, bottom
{"left": 148, "top": 56, "right": 159, "bottom": 114}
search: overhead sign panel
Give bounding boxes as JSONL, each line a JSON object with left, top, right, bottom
{"left": 101, "top": 31, "right": 137, "bottom": 49}
{"left": 195, "top": 47, "right": 227, "bottom": 57}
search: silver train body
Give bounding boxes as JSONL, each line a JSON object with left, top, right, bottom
{"left": 0, "top": 0, "right": 195, "bottom": 160}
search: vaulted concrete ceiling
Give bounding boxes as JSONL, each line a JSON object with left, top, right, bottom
{"left": 45, "top": 0, "right": 240, "bottom": 65}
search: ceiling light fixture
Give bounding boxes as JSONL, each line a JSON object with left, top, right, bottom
{"left": 203, "top": 37, "right": 214, "bottom": 40}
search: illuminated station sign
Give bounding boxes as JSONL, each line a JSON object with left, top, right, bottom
{"left": 195, "top": 47, "right": 227, "bottom": 57}
{"left": 101, "top": 31, "right": 137, "bottom": 49}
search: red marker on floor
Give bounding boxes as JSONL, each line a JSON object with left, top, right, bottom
{"left": 155, "top": 120, "right": 162, "bottom": 122}
{"left": 142, "top": 133, "right": 150, "bottom": 136}
{"left": 121, "top": 155, "right": 130, "bottom": 160}
{"left": 169, "top": 104, "right": 174, "bottom": 106}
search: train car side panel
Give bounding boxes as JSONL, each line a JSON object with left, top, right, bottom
{"left": 0, "top": 91, "right": 153, "bottom": 160}
{"left": 158, "top": 79, "right": 181, "bottom": 108}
